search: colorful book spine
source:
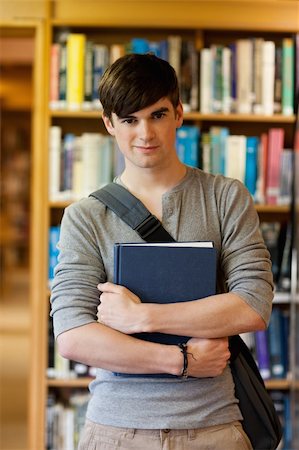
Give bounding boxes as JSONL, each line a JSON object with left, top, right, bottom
{"left": 245, "top": 136, "right": 259, "bottom": 196}
{"left": 255, "top": 330, "right": 271, "bottom": 380}
{"left": 48, "top": 126, "right": 62, "bottom": 200}
{"left": 49, "top": 43, "right": 60, "bottom": 110}
{"left": 200, "top": 48, "right": 212, "bottom": 113}
{"left": 225, "top": 135, "right": 247, "bottom": 183}
{"left": 82, "top": 40, "right": 94, "bottom": 110}
{"left": 281, "top": 37, "right": 294, "bottom": 116}
{"left": 266, "top": 128, "right": 285, "bottom": 204}
{"left": 176, "top": 125, "right": 200, "bottom": 167}
{"left": 268, "top": 307, "right": 286, "bottom": 378}
{"left": 66, "top": 33, "right": 86, "bottom": 110}
{"left": 262, "top": 41, "right": 275, "bottom": 115}
{"left": 48, "top": 226, "right": 60, "bottom": 285}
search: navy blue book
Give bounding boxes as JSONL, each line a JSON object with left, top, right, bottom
{"left": 114, "top": 241, "right": 217, "bottom": 345}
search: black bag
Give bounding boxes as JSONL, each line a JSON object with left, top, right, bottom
{"left": 90, "top": 182, "right": 283, "bottom": 450}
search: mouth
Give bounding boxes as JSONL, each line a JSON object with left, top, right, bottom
{"left": 134, "top": 145, "right": 159, "bottom": 153}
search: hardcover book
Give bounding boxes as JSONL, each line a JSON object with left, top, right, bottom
{"left": 114, "top": 241, "right": 217, "bottom": 345}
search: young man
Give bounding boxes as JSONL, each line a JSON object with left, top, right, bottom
{"left": 51, "top": 53, "right": 273, "bottom": 449}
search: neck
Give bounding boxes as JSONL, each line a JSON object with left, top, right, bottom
{"left": 121, "top": 161, "right": 187, "bottom": 196}
{"left": 120, "top": 162, "right": 187, "bottom": 221}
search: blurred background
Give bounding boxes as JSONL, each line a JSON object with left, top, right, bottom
{"left": 0, "top": 32, "right": 33, "bottom": 449}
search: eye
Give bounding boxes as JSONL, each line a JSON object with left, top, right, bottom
{"left": 153, "top": 112, "right": 166, "bottom": 119}
{"left": 121, "top": 118, "right": 137, "bottom": 125}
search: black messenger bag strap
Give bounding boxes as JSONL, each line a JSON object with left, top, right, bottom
{"left": 89, "top": 182, "right": 175, "bottom": 243}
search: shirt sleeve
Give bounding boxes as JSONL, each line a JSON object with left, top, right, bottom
{"left": 50, "top": 201, "right": 106, "bottom": 338}
{"left": 216, "top": 177, "right": 274, "bottom": 325}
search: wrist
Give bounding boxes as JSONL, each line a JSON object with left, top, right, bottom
{"left": 178, "top": 343, "right": 189, "bottom": 378}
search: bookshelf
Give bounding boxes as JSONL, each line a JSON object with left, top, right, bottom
{"left": 2, "top": 1, "right": 295, "bottom": 449}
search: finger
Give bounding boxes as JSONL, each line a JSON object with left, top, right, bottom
{"left": 97, "top": 281, "right": 122, "bottom": 293}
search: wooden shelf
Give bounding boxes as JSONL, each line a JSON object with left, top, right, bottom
{"left": 50, "top": 109, "right": 296, "bottom": 123}
{"left": 47, "top": 377, "right": 93, "bottom": 388}
{"left": 49, "top": 200, "right": 291, "bottom": 215}
{"left": 265, "top": 379, "right": 291, "bottom": 390}
{"left": 47, "top": 376, "right": 291, "bottom": 390}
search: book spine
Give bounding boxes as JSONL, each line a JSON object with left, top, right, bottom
{"left": 268, "top": 307, "right": 286, "bottom": 378}
{"left": 82, "top": 40, "right": 94, "bottom": 110}
{"left": 48, "top": 226, "right": 60, "bottom": 286}
{"left": 252, "top": 38, "right": 264, "bottom": 114}
{"left": 200, "top": 48, "right": 212, "bottom": 113}
{"left": 58, "top": 42, "right": 67, "bottom": 109}
{"left": 245, "top": 136, "right": 259, "bottom": 197}
{"left": 49, "top": 43, "right": 60, "bottom": 110}
{"left": 66, "top": 33, "right": 86, "bottom": 110}
{"left": 236, "top": 39, "right": 253, "bottom": 114}
{"left": 48, "top": 126, "right": 62, "bottom": 201}
{"left": 266, "top": 128, "right": 285, "bottom": 204}
{"left": 262, "top": 41, "right": 275, "bottom": 115}
{"left": 225, "top": 135, "right": 247, "bottom": 183}
{"left": 255, "top": 330, "right": 271, "bottom": 380}
{"left": 282, "top": 37, "right": 295, "bottom": 116}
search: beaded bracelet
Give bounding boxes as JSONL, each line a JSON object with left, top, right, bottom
{"left": 178, "top": 343, "right": 188, "bottom": 379}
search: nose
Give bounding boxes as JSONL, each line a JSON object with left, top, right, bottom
{"left": 138, "top": 120, "right": 155, "bottom": 143}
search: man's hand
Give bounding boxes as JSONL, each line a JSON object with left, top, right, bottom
{"left": 185, "top": 337, "right": 230, "bottom": 378}
{"left": 97, "top": 282, "right": 142, "bottom": 334}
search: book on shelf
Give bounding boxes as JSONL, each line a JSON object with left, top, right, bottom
{"left": 49, "top": 43, "right": 60, "bottom": 110}
{"left": 176, "top": 125, "right": 200, "bottom": 167}
{"left": 49, "top": 126, "right": 62, "bottom": 200}
{"left": 48, "top": 129, "right": 118, "bottom": 202}
{"left": 210, "top": 126, "right": 229, "bottom": 175}
{"left": 199, "top": 47, "right": 212, "bottom": 113}
{"left": 225, "top": 134, "right": 247, "bottom": 183}
{"left": 82, "top": 40, "right": 94, "bottom": 110}
{"left": 262, "top": 40, "right": 276, "bottom": 116}
{"left": 47, "top": 392, "right": 90, "bottom": 450}
{"left": 252, "top": 37, "right": 264, "bottom": 114}
{"left": 268, "top": 307, "right": 288, "bottom": 379}
{"left": 266, "top": 128, "right": 285, "bottom": 204}
{"left": 255, "top": 330, "right": 271, "bottom": 380}
{"left": 48, "top": 225, "right": 60, "bottom": 286}
{"left": 245, "top": 136, "right": 259, "bottom": 196}
{"left": 273, "top": 45, "right": 282, "bottom": 114}
{"left": 66, "top": 33, "right": 86, "bottom": 110}
{"left": 92, "top": 44, "right": 109, "bottom": 109}
{"left": 236, "top": 39, "right": 254, "bottom": 114}
{"left": 281, "top": 37, "right": 294, "bottom": 116}
{"left": 114, "top": 241, "right": 216, "bottom": 346}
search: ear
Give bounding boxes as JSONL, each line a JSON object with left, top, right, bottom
{"left": 175, "top": 101, "right": 184, "bottom": 128}
{"left": 102, "top": 114, "right": 115, "bottom": 136}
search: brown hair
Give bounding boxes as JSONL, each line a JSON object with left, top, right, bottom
{"left": 98, "top": 53, "right": 180, "bottom": 119}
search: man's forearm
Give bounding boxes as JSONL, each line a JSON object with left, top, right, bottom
{"left": 142, "top": 292, "right": 266, "bottom": 338}
{"left": 57, "top": 322, "right": 181, "bottom": 375}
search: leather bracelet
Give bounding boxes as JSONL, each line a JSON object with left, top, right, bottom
{"left": 178, "top": 343, "right": 188, "bottom": 379}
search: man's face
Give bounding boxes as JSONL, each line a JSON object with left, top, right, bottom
{"left": 102, "top": 97, "right": 183, "bottom": 171}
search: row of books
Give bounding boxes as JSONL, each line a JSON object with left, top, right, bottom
{"left": 47, "top": 392, "right": 89, "bottom": 450}
{"left": 49, "top": 32, "right": 299, "bottom": 115}
{"left": 200, "top": 36, "right": 298, "bottom": 116}
{"left": 177, "top": 125, "right": 293, "bottom": 205}
{"left": 49, "top": 33, "right": 198, "bottom": 112}
{"left": 242, "top": 307, "right": 290, "bottom": 381}
{"left": 46, "top": 390, "right": 291, "bottom": 450}
{"left": 260, "top": 221, "right": 292, "bottom": 292}
{"left": 49, "top": 124, "right": 293, "bottom": 205}
{"left": 270, "top": 391, "right": 292, "bottom": 450}
{"left": 48, "top": 317, "right": 97, "bottom": 379}
{"left": 49, "top": 126, "right": 125, "bottom": 202}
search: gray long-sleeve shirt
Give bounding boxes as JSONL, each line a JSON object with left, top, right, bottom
{"left": 50, "top": 166, "right": 273, "bottom": 429}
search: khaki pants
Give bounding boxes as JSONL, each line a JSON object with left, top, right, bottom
{"left": 78, "top": 420, "right": 253, "bottom": 450}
